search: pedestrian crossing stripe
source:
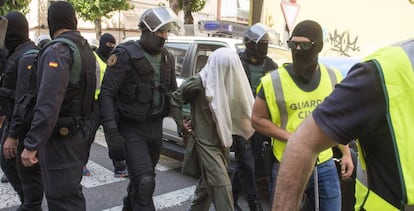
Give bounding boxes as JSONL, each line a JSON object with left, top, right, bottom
{"left": 81, "top": 161, "right": 126, "bottom": 188}
{"left": 0, "top": 174, "right": 20, "bottom": 209}
{"left": 0, "top": 129, "right": 184, "bottom": 210}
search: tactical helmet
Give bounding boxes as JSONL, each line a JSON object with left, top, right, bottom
{"left": 243, "top": 23, "right": 277, "bottom": 62}
{"left": 138, "top": 7, "right": 182, "bottom": 33}
{"left": 243, "top": 23, "right": 274, "bottom": 44}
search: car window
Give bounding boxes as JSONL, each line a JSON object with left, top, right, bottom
{"left": 235, "top": 43, "right": 245, "bottom": 53}
{"left": 165, "top": 42, "right": 191, "bottom": 77}
{"left": 194, "top": 44, "right": 224, "bottom": 73}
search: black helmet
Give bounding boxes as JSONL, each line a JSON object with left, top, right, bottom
{"left": 138, "top": 7, "right": 182, "bottom": 33}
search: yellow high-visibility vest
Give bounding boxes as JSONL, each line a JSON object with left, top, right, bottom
{"left": 260, "top": 64, "right": 342, "bottom": 163}
{"left": 93, "top": 51, "right": 107, "bottom": 100}
{"left": 355, "top": 40, "right": 414, "bottom": 211}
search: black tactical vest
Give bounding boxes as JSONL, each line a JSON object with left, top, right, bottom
{"left": 115, "top": 40, "right": 175, "bottom": 122}
{"left": 52, "top": 32, "right": 96, "bottom": 117}
{"left": 0, "top": 41, "right": 37, "bottom": 117}
{"left": 239, "top": 51, "right": 278, "bottom": 87}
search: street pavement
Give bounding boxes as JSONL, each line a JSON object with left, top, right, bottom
{"left": 0, "top": 128, "right": 272, "bottom": 211}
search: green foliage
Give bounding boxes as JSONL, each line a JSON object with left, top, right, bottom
{"left": 191, "top": 0, "right": 206, "bottom": 12}
{"left": 68, "top": 0, "right": 132, "bottom": 22}
{"left": 0, "top": 0, "right": 31, "bottom": 16}
{"left": 179, "top": 0, "right": 206, "bottom": 13}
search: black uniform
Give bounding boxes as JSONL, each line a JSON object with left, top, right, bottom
{"left": 99, "top": 40, "right": 176, "bottom": 210}
{"left": 232, "top": 51, "right": 277, "bottom": 209}
{"left": 2, "top": 39, "right": 44, "bottom": 211}
{"left": 23, "top": 31, "right": 96, "bottom": 211}
{"left": 1, "top": 40, "right": 41, "bottom": 208}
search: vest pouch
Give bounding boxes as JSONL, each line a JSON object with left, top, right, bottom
{"left": 0, "top": 96, "right": 11, "bottom": 116}
{"left": 119, "top": 84, "right": 138, "bottom": 103}
{"left": 137, "top": 83, "right": 153, "bottom": 104}
{"left": 55, "top": 117, "right": 76, "bottom": 138}
{"left": 15, "top": 94, "right": 36, "bottom": 124}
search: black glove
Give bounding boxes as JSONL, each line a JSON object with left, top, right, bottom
{"left": 105, "top": 128, "right": 126, "bottom": 161}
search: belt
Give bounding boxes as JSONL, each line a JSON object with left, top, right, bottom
{"left": 57, "top": 116, "right": 88, "bottom": 128}
{"left": 56, "top": 116, "right": 89, "bottom": 136}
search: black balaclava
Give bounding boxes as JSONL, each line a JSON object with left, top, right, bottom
{"left": 245, "top": 40, "right": 268, "bottom": 65}
{"left": 290, "top": 20, "right": 323, "bottom": 82}
{"left": 4, "top": 11, "right": 29, "bottom": 53}
{"left": 139, "top": 29, "right": 166, "bottom": 55}
{"left": 96, "top": 33, "right": 116, "bottom": 61}
{"left": 47, "top": 1, "right": 77, "bottom": 38}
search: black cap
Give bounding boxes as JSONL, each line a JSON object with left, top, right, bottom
{"left": 47, "top": 1, "right": 77, "bottom": 38}
{"left": 5, "top": 11, "right": 29, "bottom": 52}
{"left": 291, "top": 20, "right": 323, "bottom": 52}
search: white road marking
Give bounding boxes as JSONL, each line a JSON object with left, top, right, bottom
{"left": 0, "top": 169, "right": 21, "bottom": 209}
{"left": 0, "top": 129, "right": 184, "bottom": 210}
{"left": 102, "top": 185, "right": 195, "bottom": 211}
{"left": 94, "top": 128, "right": 107, "bottom": 148}
{"left": 81, "top": 161, "right": 126, "bottom": 188}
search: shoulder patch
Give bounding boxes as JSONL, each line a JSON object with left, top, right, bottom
{"left": 49, "top": 62, "right": 58, "bottom": 68}
{"left": 107, "top": 54, "right": 118, "bottom": 67}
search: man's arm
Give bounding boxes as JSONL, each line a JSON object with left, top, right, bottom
{"left": 272, "top": 115, "right": 338, "bottom": 210}
{"left": 336, "top": 144, "right": 354, "bottom": 180}
{"left": 251, "top": 96, "right": 291, "bottom": 142}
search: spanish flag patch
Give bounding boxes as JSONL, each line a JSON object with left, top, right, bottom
{"left": 49, "top": 62, "right": 58, "bottom": 68}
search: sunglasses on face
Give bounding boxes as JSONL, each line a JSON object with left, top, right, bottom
{"left": 287, "top": 40, "right": 314, "bottom": 50}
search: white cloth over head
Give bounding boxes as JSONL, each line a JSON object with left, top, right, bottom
{"left": 199, "top": 47, "right": 255, "bottom": 147}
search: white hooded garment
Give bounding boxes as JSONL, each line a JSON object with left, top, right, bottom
{"left": 199, "top": 47, "right": 255, "bottom": 147}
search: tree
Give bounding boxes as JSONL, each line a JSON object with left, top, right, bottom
{"left": 169, "top": 0, "right": 206, "bottom": 24}
{"left": 68, "top": 0, "right": 132, "bottom": 40}
{"left": 0, "top": 0, "right": 31, "bottom": 16}
{"left": 250, "top": 0, "right": 263, "bottom": 25}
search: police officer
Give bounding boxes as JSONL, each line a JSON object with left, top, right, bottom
{"left": 99, "top": 7, "right": 180, "bottom": 210}
{"left": 20, "top": 2, "right": 96, "bottom": 210}
{"left": 0, "top": 11, "right": 42, "bottom": 210}
{"left": 90, "top": 33, "right": 128, "bottom": 178}
{"left": 232, "top": 23, "right": 278, "bottom": 211}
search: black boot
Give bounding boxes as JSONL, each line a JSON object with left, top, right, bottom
{"left": 247, "top": 195, "right": 263, "bottom": 211}
{"left": 122, "top": 196, "right": 132, "bottom": 211}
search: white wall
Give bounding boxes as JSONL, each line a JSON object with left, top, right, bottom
{"left": 262, "top": 0, "right": 414, "bottom": 58}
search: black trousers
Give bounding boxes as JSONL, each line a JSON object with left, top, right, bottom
{"left": 16, "top": 140, "right": 43, "bottom": 211}
{"left": 38, "top": 120, "right": 91, "bottom": 211}
{"left": 231, "top": 135, "right": 259, "bottom": 203}
{"left": 120, "top": 118, "right": 163, "bottom": 211}
{"left": 0, "top": 120, "right": 24, "bottom": 202}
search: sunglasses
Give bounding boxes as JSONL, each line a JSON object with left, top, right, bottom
{"left": 287, "top": 40, "right": 314, "bottom": 50}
